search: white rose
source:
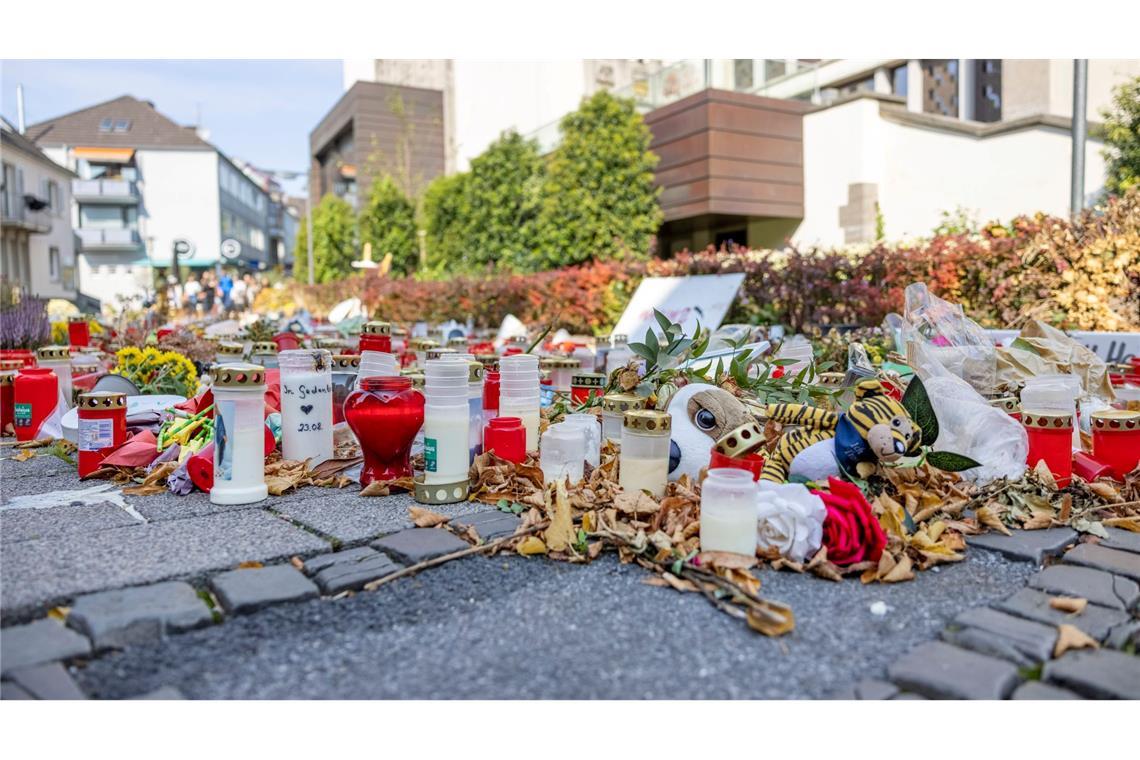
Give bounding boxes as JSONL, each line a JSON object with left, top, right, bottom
{"left": 755, "top": 481, "right": 826, "bottom": 562}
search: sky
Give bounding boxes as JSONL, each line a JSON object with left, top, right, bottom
{"left": 0, "top": 59, "right": 342, "bottom": 194}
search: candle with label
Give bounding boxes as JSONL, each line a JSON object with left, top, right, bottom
{"left": 76, "top": 391, "right": 127, "bottom": 478}
{"left": 210, "top": 364, "right": 269, "bottom": 505}
{"left": 278, "top": 349, "right": 334, "bottom": 464}
{"left": 422, "top": 359, "right": 470, "bottom": 486}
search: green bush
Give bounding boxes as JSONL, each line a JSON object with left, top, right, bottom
{"left": 535, "top": 91, "right": 662, "bottom": 269}
{"left": 1102, "top": 75, "right": 1140, "bottom": 197}
{"left": 294, "top": 194, "right": 357, "bottom": 284}
{"left": 359, "top": 175, "right": 419, "bottom": 275}
{"left": 422, "top": 171, "right": 470, "bottom": 274}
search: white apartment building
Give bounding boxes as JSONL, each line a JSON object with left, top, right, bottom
{"left": 1, "top": 117, "right": 78, "bottom": 302}
{"left": 26, "top": 96, "right": 272, "bottom": 310}
{"left": 344, "top": 58, "right": 1140, "bottom": 253}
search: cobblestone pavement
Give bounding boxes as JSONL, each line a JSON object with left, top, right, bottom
{"left": 2, "top": 454, "right": 1137, "bottom": 699}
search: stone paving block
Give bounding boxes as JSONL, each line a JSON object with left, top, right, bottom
{"left": 949, "top": 607, "right": 1057, "bottom": 663}
{"left": 311, "top": 551, "right": 403, "bottom": 595}
{"left": 5, "top": 662, "right": 86, "bottom": 700}
{"left": 940, "top": 627, "right": 1037, "bottom": 668}
{"left": 302, "top": 546, "right": 378, "bottom": 575}
{"left": 1, "top": 508, "right": 330, "bottom": 617}
{"left": 276, "top": 491, "right": 484, "bottom": 545}
{"left": 1044, "top": 649, "right": 1140, "bottom": 699}
{"left": 1026, "top": 565, "right": 1139, "bottom": 611}
{"left": 449, "top": 510, "right": 521, "bottom": 541}
{"left": 994, "top": 588, "right": 1130, "bottom": 641}
{"left": 1011, "top": 681, "right": 1084, "bottom": 700}
{"left": 68, "top": 581, "right": 215, "bottom": 651}
{"left": 1105, "top": 620, "right": 1140, "bottom": 650}
{"left": 1, "top": 502, "right": 142, "bottom": 545}
{"left": 1101, "top": 527, "right": 1140, "bottom": 555}
{"left": 371, "top": 528, "right": 469, "bottom": 565}
{"left": 1, "top": 681, "right": 34, "bottom": 699}
{"left": 0, "top": 619, "right": 91, "bottom": 676}
{"left": 886, "top": 641, "right": 1021, "bottom": 700}
{"left": 130, "top": 686, "right": 186, "bottom": 700}
{"left": 209, "top": 565, "right": 319, "bottom": 615}
{"left": 853, "top": 679, "right": 899, "bottom": 700}
{"left": 965, "top": 528, "right": 1077, "bottom": 564}
{"left": 1063, "top": 543, "right": 1140, "bottom": 583}
{"left": 891, "top": 692, "right": 929, "bottom": 700}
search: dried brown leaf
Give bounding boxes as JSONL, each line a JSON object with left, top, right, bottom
{"left": 516, "top": 535, "right": 547, "bottom": 556}
{"left": 1048, "top": 596, "right": 1088, "bottom": 615}
{"left": 746, "top": 603, "right": 795, "bottom": 637}
{"left": 614, "top": 489, "right": 660, "bottom": 516}
{"left": 698, "top": 551, "right": 758, "bottom": 570}
{"left": 1053, "top": 623, "right": 1099, "bottom": 657}
{"left": 409, "top": 506, "right": 451, "bottom": 528}
{"left": 976, "top": 505, "right": 1011, "bottom": 536}
{"left": 881, "top": 553, "right": 915, "bottom": 583}
{"left": 544, "top": 479, "right": 576, "bottom": 553}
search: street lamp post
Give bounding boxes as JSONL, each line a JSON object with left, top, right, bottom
{"left": 1071, "top": 59, "right": 1089, "bottom": 216}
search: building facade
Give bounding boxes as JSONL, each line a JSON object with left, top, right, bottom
{"left": 1, "top": 118, "right": 78, "bottom": 302}
{"left": 27, "top": 96, "right": 271, "bottom": 309}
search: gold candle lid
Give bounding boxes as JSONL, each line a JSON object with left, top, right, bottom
{"left": 475, "top": 354, "right": 498, "bottom": 367}
{"left": 540, "top": 356, "right": 580, "bottom": 369}
{"left": 210, "top": 363, "right": 267, "bottom": 388}
{"left": 68, "top": 314, "right": 90, "bottom": 323}
{"left": 623, "top": 409, "right": 671, "bottom": 434}
{"left": 988, "top": 396, "right": 1020, "bottom": 414}
{"left": 251, "top": 341, "right": 278, "bottom": 355}
{"left": 817, "top": 372, "right": 846, "bottom": 387}
{"left": 362, "top": 321, "right": 391, "bottom": 336}
{"left": 1090, "top": 409, "right": 1140, "bottom": 431}
{"left": 0, "top": 359, "right": 24, "bottom": 371}
{"left": 447, "top": 337, "right": 468, "bottom": 347}
{"left": 332, "top": 354, "right": 362, "bottom": 371}
{"left": 572, "top": 372, "right": 607, "bottom": 388}
{"left": 217, "top": 341, "right": 244, "bottom": 356}
{"left": 467, "top": 361, "right": 484, "bottom": 383}
{"left": 36, "top": 345, "right": 71, "bottom": 361}
{"left": 714, "top": 420, "right": 766, "bottom": 457}
{"left": 509, "top": 335, "right": 529, "bottom": 345}
{"left": 602, "top": 393, "right": 647, "bottom": 414}
{"left": 314, "top": 337, "right": 345, "bottom": 349}
{"left": 1021, "top": 411, "right": 1074, "bottom": 429}
{"left": 77, "top": 391, "right": 127, "bottom": 409}
{"left": 426, "top": 347, "right": 457, "bottom": 361}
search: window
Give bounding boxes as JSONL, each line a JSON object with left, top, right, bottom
{"left": 49, "top": 247, "right": 60, "bottom": 282}
{"left": 764, "top": 60, "right": 787, "bottom": 82}
{"left": 974, "top": 59, "right": 1002, "bottom": 123}
{"left": 80, "top": 204, "right": 137, "bottom": 229}
{"left": 922, "top": 59, "right": 959, "bottom": 117}
{"left": 838, "top": 76, "right": 876, "bottom": 97}
{"left": 733, "top": 60, "right": 754, "bottom": 90}
{"left": 43, "top": 180, "right": 60, "bottom": 214}
{"left": 891, "top": 64, "right": 908, "bottom": 97}
{"left": 113, "top": 119, "right": 131, "bottom": 132}
{"left": 98, "top": 118, "right": 114, "bottom": 132}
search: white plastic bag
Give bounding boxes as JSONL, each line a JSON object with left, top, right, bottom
{"left": 923, "top": 373, "right": 1028, "bottom": 484}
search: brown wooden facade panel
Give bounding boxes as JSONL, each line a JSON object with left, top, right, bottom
{"left": 707, "top": 131, "right": 802, "bottom": 166}
{"left": 706, "top": 101, "right": 803, "bottom": 140}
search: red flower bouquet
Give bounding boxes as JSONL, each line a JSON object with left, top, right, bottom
{"left": 813, "top": 477, "right": 887, "bottom": 565}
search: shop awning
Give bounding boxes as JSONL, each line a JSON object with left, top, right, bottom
{"left": 73, "top": 147, "right": 135, "bottom": 163}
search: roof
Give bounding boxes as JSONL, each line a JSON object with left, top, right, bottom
{"left": 1, "top": 117, "right": 76, "bottom": 176}
{"left": 25, "top": 95, "right": 212, "bottom": 150}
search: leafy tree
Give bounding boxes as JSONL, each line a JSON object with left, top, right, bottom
{"left": 534, "top": 91, "right": 662, "bottom": 269}
{"left": 359, "top": 175, "right": 419, "bottom": 275}
{"left": 1102, "top": 75, "right": 1140, "bottom": 197}
{"left": 422, "top": 171, "right": 470, "bottom": 275}
{"left": 293, "top": 194, "right": 356, "bottom": 284}
{"left": 462, "top": 130, "right": 543, "bottom": 271}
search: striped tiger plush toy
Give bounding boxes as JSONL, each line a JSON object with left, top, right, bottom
{"left": 759, "top": 379, "right": 922, "bottom": 482}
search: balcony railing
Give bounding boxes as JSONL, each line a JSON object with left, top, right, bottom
{"left": 72, "top": 179, "right": 140, "bottom": 203}
{"left": 77, "top": 227, "right": 142, "bottom": 250}
{"left": 1, "top": 199, "right": 52, "bottom": 233}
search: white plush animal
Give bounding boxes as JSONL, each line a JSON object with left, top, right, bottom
{"left": 665, "top": 383, "right": 751, "bottom": 481}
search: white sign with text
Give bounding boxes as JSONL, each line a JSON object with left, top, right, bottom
{"left": 613, "top": 274, "right": 746, "bottom": 342}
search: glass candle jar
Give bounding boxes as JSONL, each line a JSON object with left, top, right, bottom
{"left": 601, "top": 392, "right": 647, "bottom": 443}
{"left": 215, "top": 341, "right": 245, "bottom": 366}
{"left": 571, "top": 372, "right": 606, "bottom": 405}
{"left": 619, "top": 409, "right": 672, "bottom": 498}
{"left": 358, "top": 351, "right": 400, "bottom": 380}
{"left": 76, "top": 391, "right": 127, "bottom": 478}
{"left": 1091, "top": 409, "right": 1140, "bottom": 481}
{"left": 563, "top": 412, "right": 602, "bottom": 468}
{"left": 700, "top": 468, "right": 760, "bottom": 556}
{"left": 278, "top": 349, "right": 334, "bottom": 465}
{"left": 709, "top": 420, "right": 768, "bottom": 481}
{"left": 250, "top": 342, "right": 279, "bottom": 369}
{"left": 499, "top": 354, "right": 541, "bottom": 450}
{"left": 344, "top": 375, "right": 425, "bottom": 485}
{"left": 210, "top": 364, "right": 269, "bottom": 505}
{"left": 541, "top": 422, "right": 587, "bottom": 485}
{"left": 540, "top": 356, "right": 580, "bottom": 394}
{"left": 331, "top": 355, "right": 361, "bottom": 425}
{"left": 422, "top": 359, "right": 471, "bottom": 486}
{"left": 68, "top": 315, "right": 91, "bottom": 347}
{"left": 359, "top": 321, "right": 392, "bottom": 354}
{"left": 1023, "top": 410, "right": 1074, "bottom": 488}
{"left": 413, "top": 339, "right": 439, "bottom": 368}
{"left": 36, "top": 345, "right": 73, "bottom": 409}
{"left": 13, "top": 367, "right": 59, "bottom": 442}
{"left": 483, "top": 416, "right": 526, "bottom": 463}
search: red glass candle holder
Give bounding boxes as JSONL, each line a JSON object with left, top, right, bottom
{"left": 273, "top": 332, "right": 303, "bottom": 351}
{"left": 482, "top": 370, "right": 500, "bottom": 418}
{"left": 344, "top": 376, "right": 424, "bottom": 486}
{"left": 68, "top": 316, "right": 91, "bottom": 348}
{"left": 0, "top": 359, "right": 21, "bottom": 433}
{"left": 1023, "top": 411, "right": 1074, "bottom": 487}
{"left": 13, "top": 367, "right": 58, "bottom": 442}
{"left": 483, "top": 416, "right": 526, "bottom": 463}
{"left": 708, "top": 447, "right": 766, "bottom": 480}
{"left": 359, "top": 321, "right": 392, "bottom": 354}
{"left": 1091, "top": 410, "right": 1140, "bottom": 481}
{"left": 76, "top": 391, "right": 127, "bottom": 477}
{"left": 571, "top": 372, "right": 606, "bottom": 405}
{"left": 1072, "top": 451, "right": 1114, "bottom": 482}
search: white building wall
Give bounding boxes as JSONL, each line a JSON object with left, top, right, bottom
{"left": 136, "top": 149, "right": 220, "bottom": 268}
{"left": 11, "top": 151, "right": 77, "bottom": 300}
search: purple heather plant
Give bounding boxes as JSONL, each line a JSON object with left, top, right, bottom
{"left": 0, "top": 296, "right": 51, "bottom": 350}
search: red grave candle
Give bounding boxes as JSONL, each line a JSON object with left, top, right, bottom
{"left": 0, "top": 359, "right": 22, "bottom": 433}
{"left": 13, "top": 367, "right": 59, "bottom": 442}
{"left": 1023, "top": 411, "right": 1074, "bottom": 488}
{"left": 343, "top": 375, "right": 424, "bottom": 486}
{"left": 483, "top": 416, "right": 526, "bottom": 464}
{"left": 359, "top": 321, "right": 392, "bottom": 354}
{"left": 1090, "top": 409, "right": 1140, "bottom": 481}
{"left": 570, "top": 372, "right": 607, "bottom": 405}
{"left": 710, "top": 420, "right": 767, "bottom": 481}
{"left": 68, "top": 315, "right": 91, "bottom": 348}
{"left": 76, "top": 391, "right": 127, "bottom": 477}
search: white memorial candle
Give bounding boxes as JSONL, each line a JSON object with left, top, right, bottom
{"left": 279, "top": 349, "right": 334, "bottom": 464}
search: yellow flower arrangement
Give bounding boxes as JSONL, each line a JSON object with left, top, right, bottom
{"left": 113, "top": 346, "right": 199, "bottom": 397}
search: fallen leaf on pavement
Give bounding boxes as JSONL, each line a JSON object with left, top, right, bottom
{"left": 1048, "top": 597, "right": 1088, "bottom": 614}
{"left": 47, "top": 606, "right": 70, "bottom": 621}
{"left": 409, "top": 506, "right": 450, "bottom": 527}
{"left": 746, "top": 603, "right": 795, "bottom": 637}
{"left": 698, "top": 551, "right": 758, "bottom": 570}
{"left": 121, "top": 483, "right": 168, "bottom": 496}
{"left": 976, "top": 505, "right": 1011, "bottom": 536}
{"left": 881, "top": 553, "right": 915, "bottom": 583}
{"left": 614, "top": 489, "right": 660, "bottom": 516}
{"left": 544, "top": 479, "right": 575, "bottom": 553}
{"left": 1054, "top": 623, "right": 1099, "bottom": 657}
{"left": 290, "top": 556, "right": 305, "bottom": 571}
{"left": 516, "top": 536, "right": 547, "bottom": 556}
{"left": 237, "top": 561, "right": 263, "bottom": 569}
{"left": 1103, "top": 516, "right": 1140, "bottom": 532}
{"left": 12, "top": 449, "right": 35, "bottom": 462}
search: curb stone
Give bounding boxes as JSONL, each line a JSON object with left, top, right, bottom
{"left": 209, "top": 565, "right": 319, "bottom": 615}
{"left": 68, "top": 581, "right": 216, "bottom": 651}
{"left": 0, "top": 618, "right": 92, "bottom": 676}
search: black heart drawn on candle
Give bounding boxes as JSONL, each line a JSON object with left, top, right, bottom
{"left": 301, "top": 404, "right": 313, "bottom": 415}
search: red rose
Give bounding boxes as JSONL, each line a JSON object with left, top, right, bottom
{"left": 812, "top": 477, "right": 886, "bottom": 566}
